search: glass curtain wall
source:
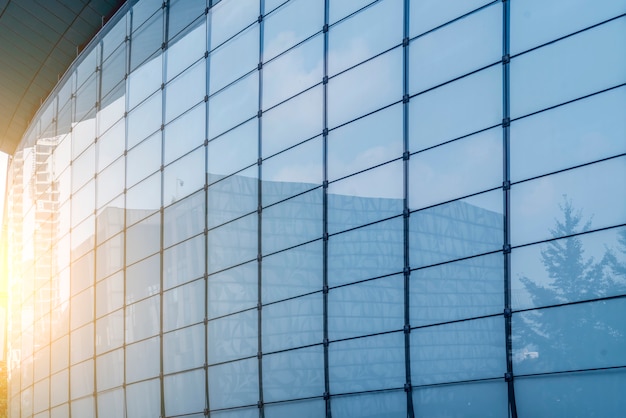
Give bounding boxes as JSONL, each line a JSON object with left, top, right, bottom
{"left": 3, "top": 0, "right": 626, "bottom": 417}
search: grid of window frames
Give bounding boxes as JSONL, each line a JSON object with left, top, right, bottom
{"left": 4, "top": 0, "right": 626, "bottom": 417}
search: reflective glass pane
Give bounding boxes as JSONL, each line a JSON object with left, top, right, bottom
{"left": 126, "top": 337, "right": 160, "bottom": 383}
{"left": 263, "top": 0, "right": 323, "bottom": 61}
{"left": 130, "top": 11, "right": 163, "bottom": 71}
{"left": 207, "top": 261, "right": 257, "bottom": 319}
{"left": 328, "top": 48, "right": 402, "bottom": 129}
{"left": 262, "top": 189, "right": 323, "bottom": 255}
{"left": 207, "top": 167, "right": 258, "bottom": 229}
{"left": 208, "top": 309, "right": 257, "bottom": 364}
{"left": 510, "top": 158, "right": 626, "bottom": 246}
{"left": 208, "top": 71, "right": 258, "bottom": 139}
{"left": 96, "top": 349, "right": 124, "bottom": 391}
{"left": 126, "top": 378, "right": 161, "bottom": 418}
{"left": 409, "top": 3, "right": 501, "bottom": 93}
{"left": 101, "top": 46, "right": 126, "bottom": 99}
{"left": 96, "top": 271, "right": 124, "bottom": 318}
{"left": 207, "top": 213, "right": 257, "bottom": 273}
{"left": 163, "top": 148, "right": 205, "bottom": 205}
{"left": 328, "top": 0, "right": 402, "bottom": 76}
{"left": 168, "top": 0, "right": 205, "bottom": 40}
{"left": 411, "top": 253, "right": 504, "bottom": 327}
{"left": 126, "top": 172, "right": 161, "bottom": 223}
{"left": 262, "top": 346, "right": 324, "bottom": 402}
{"left": 329, "top": 332, "right": 404, "bottom": 393}
{"left": 410, "top": 316, "right": 505, "bottom": 385}
{"left": 163, "top": 279, "right": 205, "bottom": 332}
{"left": 164, "top": 103, "right": 205, "bottom": 165}
{"left": 409, "top": 128, "right": 502, "bottom": 210}
{"left": 332, "top": 390, "right": 406, "bottom": 417}
{"left": 209, "top": 24, "right": 259, "bottom": 94}
{"left": 209, "top": 0, "right": 258, "bottom": 50}
{"left": 262, "top": 34, "right": 323, "bottom": 110}
{"left": 163, "top": 324, "right": 205, "bottom": 373}
{"left": 208, "top": 118, "right": 258, "bottom": 177}
{"left": 96, "top": 118, "right": 125, "bottom": 171}
{"left": 126, "top": 253, "right": 160, "bottom": 304}
{"left": 96, "top": 157, "right": 124, "bottom": 208}
{"left": 127, "top": 131, "right": 161, "bottom": 187}
{"left": 128, "top": 53, "right": 162, "bottom": 110}
{"left": 163, "top": 190, "right": 205, "bottom": 247}
{"left": 163, "top": 234, "right": 205, "bottom": 290}
{"left": 164, "top": 369, "right": 206, "bottom": 416}
{"left": 70, "top": 360, "right": 94, "bottom": 399}
{"left": 261, "top": 86, "right": 323, "bottom": 158}
{"left": 165, "top": 59, "right": 206, "bottom": 123}
{"left": 262, "top": 293, "right": 322, "bottom": 352}
{"left": 328, "top": 217, "right": 404, "bottom": 287}
{"left": 208, "top": 358, "right": 259, "bottom": 410}
{"left": 409, "top": 65, "right": 502, "bottom": 152}
{"left": 327, "top": 103, "right": 403, "bottom": 181}
{"left": 409, "top": 190, "right": 503, "bottom": 269}
{"left": 167, "top": 21, "right": 206, "bottom": 81}
{"left": 510, "top": 87, "right": 626, "bottom": 182}
{"left": 127, "top": 91, "right": 162, "bottom": 149}
{"left": 262, "top": 240, "right": 322, "bottom": 304}
{"left": 413, "top": 380, "right": 508, "bottom": 417}
{"left": 97, "top": 389, "right": 125, "bottom": 418}
{"left": 264, "top": 399, "right": 325, "bottom": 418}
{"left": 409, "top": 0, "right": 491, "bottom": 37}
{"left": 510, "top": 17, "right": 626, "bottom": 118}
{"left": 125, "top": 295, "right": 160, "bottom": 343}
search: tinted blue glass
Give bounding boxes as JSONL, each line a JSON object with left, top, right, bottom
{"left": 209, "top": 24, "right": 259, "bottom": 94}
{"left": 126, "top": 378, "right": 160, "bottom": 418}
{"left": 163, "top": 190, "right": 205, "bottom": 247}
{"left": 163, "top": 324, "right": 205, "bottom": 373}
{"left": 328, "top": 274, "right": 403, "bottom": 340}
{"left": 208, "top": 71, "right": 258, "bottom": 139}
{"left": 207, "top": 167, "right": 258, "bottom": 229}
{"left": 264, "top": 399, "right": 325, "bottom": 418}
{"left": 208, "top": 261, "right": 257, "bottom": 319}
{"left": 208, "top": 118, "right": 258, "bottom": 177}
{"left": 208, "top": 358, "right": 259, "bottom": 410}
{"left": 164, "top": 103, "right": 205, "bottom": 165}
{"left": 208, "top": 309, "right": 258, "bottom": 364}
{"left": 409, "top": 0, "right": 491, "bottom": 37}
{"left": 332, "top": 390, "right": 406, "bottom": 417}
{"left": 164, "top": 369, "right": 205, "bottom": 416}
{"left": 207, "top": 213, "right": 257, "bottom": 273}
{"left": 126, "top": 337, "right": 160, "bottom": 383}
{"left": 163, "top": 279, "right": 205, "bottom": 331}
{"left": 96, "top": 349, "right": 123, "bottom": 391}
{"left": 262, "top": 293, "right": 323, "bottom": 352}
{"left": 329, "top": 332, "right": 404, "bottom": 393}
{"left": 262, "top": 346, "right": 325, "bottom": 402}
{"left": 163, "top": 234, "right": 205, "bottom": 290}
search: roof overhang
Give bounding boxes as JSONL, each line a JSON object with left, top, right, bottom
{"left": 0, "top": 0, "right": 125, "bottom": 155}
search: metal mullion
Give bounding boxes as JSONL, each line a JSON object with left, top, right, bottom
{"left": 204, "top": 2, "right": 212, "bottom": 416}
{"left": 402, "top": 1, "right": 414, "bottom": 417}
{"left": 257, "top": 1, "right": 266, "bottom": 416}
{"left": 159, "top": 3, "right": 168, "bottom": 418}
{"left": 502, "top": 0, "right": 518, "bottom": 417}
{"left": 322, "top": 0, "right": 331, "bottom": 416}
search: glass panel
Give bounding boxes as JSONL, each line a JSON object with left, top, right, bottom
{"left": 97, "top": 388, "right": 125, "bottom": 418}
{"left": 33, "top": 378, "right": 49, "bottom": 414}
{"left": 127, "top": 253, "right": 160, "bottom": 304}
{"left": 163, "top": 324, "right": 205, "bottom": 373}
{"left": 126, "top": 378, "right": 161, "bottom": 418}
{"left": 207, "top": 213, "right": 257, "bottom": 273}
{"left": 72, "top": 117, "right": 96, "bottom": 160}
{"left": 510, "top": 158, "right": 626, "bottom": 246}
{"left": 76, "top": 77, "right": 97, "bottom": 123}
{"left": 409, "top": 0, "right": 491, "bottom": 37}
{"left": 164, "top": 369, "right": 206, "bottom": 416}
{"left": 513, "top": 298, "right": 626, "bottom": 375}
{"left": 99, "top": 83, "right": 126, "bottom": 132}
{"left": 70, "top": 288, "right": 93, "bottom": 330}
{"left": 409, "top": 128, "right": 502, "bottom": 210}
{"left": 50, "top": 370, "right": 68, "bottom": 407}
{"left": 208, "top": 358, "right": 259, "bottom": 410}
{"left": 96, "top": 157, "right": 124, "bottom": 208}
{"left": 328, "top": 275, "right": 403, "bottom": 340}
{"left": 515, "top": 369, "right": 626, "bottom": 417}
{"left": 164, "top": 102, "right": 205, "bottom": 165}
{"left": 409, "top": 65, "right": 502, "bottom": 152}
{"left": 130, "top": 10, "right": 163, "bottom": 71}
{"left": 70, "top": 396, "right": 94, "bottom": 418}
{"left": 409, "top": 190, "right": 503, "bottom": 269}
{"left": 207, "top": 261, "right": 257, "bottom": 319}
{"left": 327, "top": 103, "right": 402, "bottom": 181}
{"left": 262, "top": 293, "right": 322, "bottom": 352}
{"left": 332, "top": 390, "right": 406, "bottom": 417}
{"left": 101, "top": 45, "right": 126, "bottom": 99}
{"left": 263, "top": 0, "right": 324, "bottom": 61}
{"left": 126, "top": 337, "right": 160, "bottom": 383}
{"left": 262, "top": 346, "right": 324, "bottom": 402}
{"left": 510, "top": 0, "right": 626, "bottom": 55}
{"left": 208, "top": 71, "right": 258, "bottom": 139}
{"left": 207, "top": 167, "right": 258, "bottom": 229}
{"left": 208, "top": 118, "right": 258, "bottom": 177}
{"left": 208, "top": 309, "right": 258, "bottom": 364}
{"left": 411, "top": 253, "right": 504, "bottom": 327}
{"left": 103, "top": 15, "right": 127, "bottom": 60}
{"left": 413, "top": 380, "right": 508, "bottom": 417}
{"left": 72, "top": 144, "right": 95, "bottom": 193}
{"left": 96, "top": 270, "right": 124, "bottom": 318}
{"left": 51, "top": 336, "right": 69, "bottom": 374}
{"left": 510, "top": 17, "right": 626, "bottom": 118}
{"left": 126, "top": 172, "right": 161, "bottom": 224}
{"left": 262, "top": 34, "right": 323, "bottom": 110}
{"left": 167, "top": 20, "right": 206, "bottom": 81}
{"left": 262, "top": 136, "right": 322, "bottom": 207}
{"left": 262, "top": 189, "right": 323, "bottom": 254}
{"left": 129, "top": 53, "right": 162, "bottom": 110}
{"left": 410, "top": 316, "right": 505, "bottom": 385}
{"left": 96, "top": 233, "right": 124, "bottom": 281}
{"left": 127, "top": 131, "right": 161, "bottom": 187}
{"left": 168, "top": 0, "right": 205, "bottom": 40}
{"left": 512, "top": 226, "right": 626, "bottom": 311}
{"left": 328, "top": 217, "right": 404, "bottom": 287}
{"left": 510, "top": 87, "right": 626, "bottom": 182}
{"left": 70, "top": 360, "right": 94, "bottom": 399}
{"left": 264, "top": 399, "right": 325, "bottom": 418}
{"left": 96, "top": 349, "right": 124, "bottom": 391}
{"left": 163, "top": 234, "right": 205, "bottom": 290}
{"left": 96, "top": 118, "right": 125, "bottom": 171}
{"left": 409, "top": 3, "right": 501, "bottom": 93}
{"left": 70, "top": 324, "right": 94, "bottom": 364}
{"left": 329, "top": 332, "right": 404, "bottom": 393}
{"left": 328, "top": 48, "right": 402, "bottom": 129}
{"left": 209, "top": 23, "right": 259, "bottom": 94}
{"left": 164, "top": 190, "right": 204, "bottom": 247}
{"left": 127, "top": 90, "right": 162, "bottom": 149}
{"left": 125, "top": 295, "right": 160, "bottom": 343}
{"left": 262, "top": 240, "right": 322, "bottom": 304}
{"left": 328, "top": 0, "right": 373, "bottom": 24}
{"left": 51, "top": 404, "right": 69, "bottom": 418}
{"left": 328, "top": 0, "right": 402, "bottom": 76}
{"left": 209, "top": 0, "right": 258, "bottom": 50}
{"left": 163, "top": 148, "right": 205, "bottom": 205}
{"left": 163, "top": 279, "right": 205, "bottom": 332}
{"left": 165, "top": 58, "right": 206, "bottom": 123}
{"left": 261, "top": 85, "right": 323, "bottom": 158}
{"left": 328, "top": 161, "right": 403, "bottom": 234}
{"left": 126, "top": 212, "right": 161, "bottom": 265}
{"left": 71, "top": 250, "right": 95, "bottom": 296}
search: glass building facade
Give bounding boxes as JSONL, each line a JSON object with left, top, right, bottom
{"left": 3, "top": 0, "right": 626, "bottom": 416}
